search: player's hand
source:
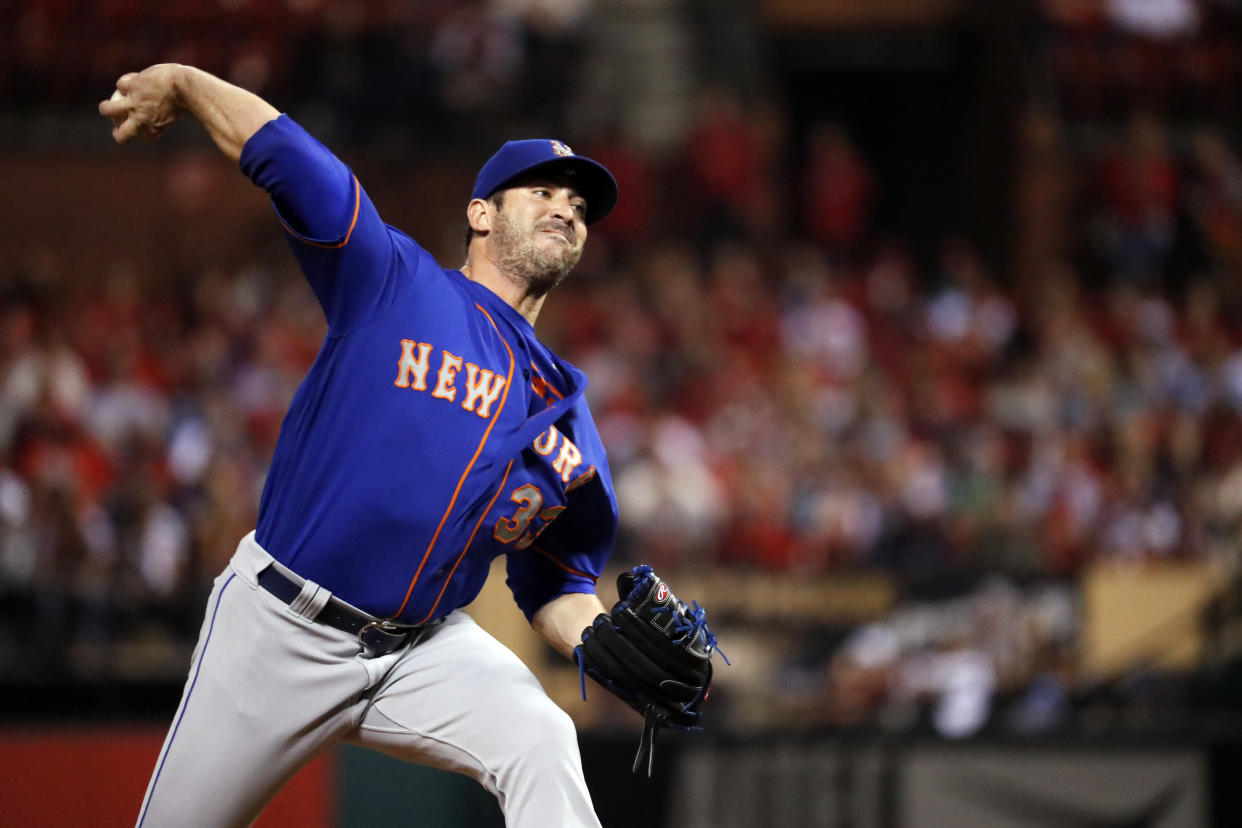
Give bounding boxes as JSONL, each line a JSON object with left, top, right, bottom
{"left": 98, "top": 64, "right": 186, "bottom": 144}
{"left": 575, "top": 565, "right": 725, "bottom": 775}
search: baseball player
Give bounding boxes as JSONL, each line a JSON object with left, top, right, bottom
{"left": 102, "top": 63, "right": 620, "bottom": 827}
{"left": 102, "top": 62, "right": 723, "bottom": 828}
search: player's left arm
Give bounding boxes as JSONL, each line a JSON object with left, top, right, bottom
{"left": 532, "top": 591, "right": 607, "bottom": 659}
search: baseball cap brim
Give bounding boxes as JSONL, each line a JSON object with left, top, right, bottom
{"left": 472, "top": 140, "right": 619, "bottom": 225}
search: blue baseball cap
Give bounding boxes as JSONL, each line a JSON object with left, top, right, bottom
{"left": 472, "top": 139, "right": 618, "bottom": 225}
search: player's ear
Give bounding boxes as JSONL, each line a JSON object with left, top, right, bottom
{"left": 466, "top": 198, "right": 492, "bottom": 234}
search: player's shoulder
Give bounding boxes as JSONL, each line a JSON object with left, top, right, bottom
{"left": 383, "top": 225, "right": 475, "bottom": 298}
{"left": 385, "top": 225, "right": 447, "bottom": 274}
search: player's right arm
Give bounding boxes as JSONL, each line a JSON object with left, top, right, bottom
{"left": 98, "top": 64, "right": 277, "bottom": 162}
{"left": 100, "top": 64, "right": 406, "bottom": 333}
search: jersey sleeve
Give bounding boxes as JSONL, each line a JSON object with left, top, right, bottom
{"left": 504, "top": 395, "right": 618, "bottom": 621}
{"left": 239, "top": 115, "right": 403, "bottom": 333}
{"left": 504, "top": 473, "right": 616, "bottom": 622}
{"left": 505, "top": 544, "right": 603, "bottom": 624}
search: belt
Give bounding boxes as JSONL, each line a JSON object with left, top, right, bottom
{"left": 257, "top": 565, "right": 419, "bottom": 658}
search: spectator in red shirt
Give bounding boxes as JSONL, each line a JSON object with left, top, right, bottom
{"left": 803, "top": 122, "right": 876, "bottom": 262}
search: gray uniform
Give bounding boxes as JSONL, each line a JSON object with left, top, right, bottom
{"left": 136, "top": 533, "right": 601, "bottom": 827}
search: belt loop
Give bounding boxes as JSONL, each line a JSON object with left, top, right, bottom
{"left": 302, "top": 585, "right": 332, "bottom": 621}
{"left": 287, "top": 578, "right": 327, "bottom": 621}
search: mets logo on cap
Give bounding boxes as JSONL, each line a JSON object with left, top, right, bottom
{"left": 550, "top": 140, "right": 574, "bottom": 157}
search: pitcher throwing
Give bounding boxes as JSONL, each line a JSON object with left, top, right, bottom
{"left": 101, "top": 63, "right": 722, "bottom": 828}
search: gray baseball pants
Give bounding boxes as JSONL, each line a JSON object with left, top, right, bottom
{"left": 135, "top": 532, "right": 601, "bottom": 827}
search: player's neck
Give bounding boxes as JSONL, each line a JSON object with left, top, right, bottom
{"left": 460, "top": 258, "right": 547, "bottom": 327}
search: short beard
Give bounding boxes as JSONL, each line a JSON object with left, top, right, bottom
{"left": 490, "top": 210, "right": 582, "bottom": 297}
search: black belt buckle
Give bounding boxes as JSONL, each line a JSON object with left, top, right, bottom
{"left": 358, "top": 619, "right": 412, "bottom": 658}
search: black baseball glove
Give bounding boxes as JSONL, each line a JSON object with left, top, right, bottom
{"left": 574, "top": 564, "right": 727, "bottom": 776}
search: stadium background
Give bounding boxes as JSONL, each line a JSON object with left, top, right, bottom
{"left": 1, "top": 0, "right": 1241, "bottom": 825}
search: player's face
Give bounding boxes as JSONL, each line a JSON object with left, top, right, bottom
{"left": 489, "top": 177, "right": 587, "bottom": 294}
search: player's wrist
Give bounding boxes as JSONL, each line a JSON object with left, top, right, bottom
{"left": 162, "top": 63, "right": 192, "bottom": 114}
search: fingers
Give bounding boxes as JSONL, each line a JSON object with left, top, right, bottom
{"left": 112, "top": 116, "right": 142, "bottom": 144}
{"left": 106, "top": 112, "right": 170, "bottom": 144}
{"left": 101, "top": 68, "right": 178, "bottom": 145}
{"left": 98, "top": 96, "right": 125, "bottom": 120}
{"left": 100, "top": 95, "right": 137, "bottom": 143}
{"left": 100, "top": 72, "right": 137, "bottom": 116}
{"left": 100, "top": 72, "right": 144, "bottom": 142}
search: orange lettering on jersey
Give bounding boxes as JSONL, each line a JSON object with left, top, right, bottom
{"left": 531, "top": 362, "right": 564, "bottom": 400}
{"left": 394, "top": 340, "right": 433, "bottom": 390}
{"left": 431, "top": 351, "right": 464, "bottom": 401}
{"left": 515, "top": 504, "right": 567, "bottom": 549}
{"left": 565, "top": 465, "right": 596, "bottom": 493}
{"left": 531, "top": 372, "right": 550, "bottom": 401}
{"left": 494, "top": 483, "right": 543, "bottom": 545}
{"left": 461, "top": 363, "right": 508, "bottom": 418}
{"left": 552, "top": 435, "right": 583, "bottom": 482}
{"left": 532, "top": 425, "right": 558, "bottom": 456}
{"left": 539, "top": 505, "right": 567, "bottom": 521}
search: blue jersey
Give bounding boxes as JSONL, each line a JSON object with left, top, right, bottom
{"left": 238, "top": 116, "right": 618, "bottom": 624}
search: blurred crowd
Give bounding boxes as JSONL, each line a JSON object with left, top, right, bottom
{"left": 3, "top": 0, "right": 590, "bottom": 150}
{"left": 0, "top": 250, "right": 326, "bottom": 679}
{"left": 570, "top": 91, "right": 1242, "bottom": 733}
{"left": 3, "top": 0, "right": 1242, "bottom": 737}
